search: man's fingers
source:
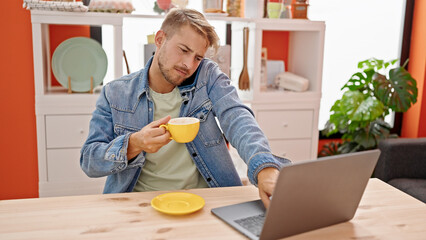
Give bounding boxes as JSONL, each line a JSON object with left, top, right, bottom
{"left": 141, "top": 116, "right": 172, "bottom": 140}
{"left": 149, "top": 115, "right": 171, "bottom": 127}
{"left": 259, "top": 189, "right": 271, "bottom": 209}
{"left": 257, "top": 168, "right": 279, "bottom": 209}
{"left": 151, "top": 130, "right": 171, "bottom": 142}
{"left": 149, "top": 126, "right": 168, "bottom": 137}
{"left": 142, "top": 133, "right": 172, "bottom": 153}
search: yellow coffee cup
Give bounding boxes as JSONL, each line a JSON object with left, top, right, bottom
{"left": 159, "top": 117, "right": 200, "bottom": 143}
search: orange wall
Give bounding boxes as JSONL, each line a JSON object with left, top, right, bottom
{"left": 0, "top": 1, "right": 38, "bottom": 200}
{"left": 401, "top": 0, "right": 426, "bottom": 138}
{"left": 420, "top": 64, "right": 426, "bottom": 137}
{"left": 262, "top": 31, "right": 290, "bottom": 70}
{"left": 0, "top": 2, "right": 89, "bottom": 200}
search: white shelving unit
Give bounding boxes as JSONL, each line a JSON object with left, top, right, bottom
{"left": 30, "top": 7, "right": 324, "bottom": 197}
{"left": 251, "top": 19, "right": 325, "bottom": 162}
{"left": 30, "top": 11, "right": 125, "bottom": 197}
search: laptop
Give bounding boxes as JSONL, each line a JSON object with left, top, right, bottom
{"left": 211, "top": 150, "right": 380, "bottom": 240}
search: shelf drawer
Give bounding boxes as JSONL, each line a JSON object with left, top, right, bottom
{"left": 45, "top": 115, "right": 92, "bottom": 148}
{"left": 257, "top": 110, "right": 313, "bottom": 139}
{"left": 46, "top": 148, "right": 105, "bottom": 183}
{"left": 269, "top": 139, "right": 312, "bottom": 162}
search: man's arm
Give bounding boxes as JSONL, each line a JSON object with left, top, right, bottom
{"left": 205, "top": 62, "right": 291, "bottom": 208}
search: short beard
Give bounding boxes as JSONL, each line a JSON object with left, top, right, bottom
{"left": 157, "top": 48, "right": 188, "bottom": 87}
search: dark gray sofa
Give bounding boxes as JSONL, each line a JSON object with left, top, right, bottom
{"left": 373, "top": 138, "right": 426, "bottom": 203}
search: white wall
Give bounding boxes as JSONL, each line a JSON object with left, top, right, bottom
{"left": 308, "top": 0, "right": 405, "bottom": 129}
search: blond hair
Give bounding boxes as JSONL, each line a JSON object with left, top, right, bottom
{"left": 161, "top": 8, "right": 219, "bottom": 53}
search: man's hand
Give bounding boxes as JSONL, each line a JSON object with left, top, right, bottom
{"left": 127, "top": 116, "right": 172, "bottom": 159}
{"left": 257, "top": 167, "right": 280, "bottom": 209}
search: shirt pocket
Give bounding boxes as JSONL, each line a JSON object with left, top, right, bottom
{"left": 114, "top": 123, "right": 139, "bottom": 137}
{"left": 190, "top": 100, "right": 223, "bottom": 147}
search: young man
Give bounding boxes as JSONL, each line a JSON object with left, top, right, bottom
{"left": 80, "top": 8, "right": 290, "bottom": 208}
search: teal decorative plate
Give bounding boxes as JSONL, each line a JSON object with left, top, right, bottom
{"left": 52, "top": 37, "right": 107, "bottom": 92}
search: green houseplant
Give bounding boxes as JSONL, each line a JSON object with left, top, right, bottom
{"left": 320, "top": 58, "right": 418, "bottom": 155}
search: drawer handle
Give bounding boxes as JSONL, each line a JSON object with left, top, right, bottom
{"left": 282, "top": 122, "right": 288, "bottom": 128}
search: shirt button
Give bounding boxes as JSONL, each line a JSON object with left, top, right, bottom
{"left": 149, "top": 108, "right": 152, "bottom": 112}
{"left": 192, "top": 153, "right": 197, "bottom": 157}
{"left": 183, "top": 101, "right": 189, "bottom": 105}
{"left": 207, "top": 177, "right": 212, "bottom": 182}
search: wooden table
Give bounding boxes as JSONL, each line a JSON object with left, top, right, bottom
{"left": 0, "top": 179, "right": 425, "bottom": 240}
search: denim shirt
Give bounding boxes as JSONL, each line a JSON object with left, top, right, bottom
{"left": 80, "top": 57, "right": 291, "bottom": 193}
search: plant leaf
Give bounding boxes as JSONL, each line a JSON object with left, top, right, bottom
{"left": 342, "top": 69, "right": 375, "bottom": 92}
{"left": 373, "top": 67, "right": 418, "bottom": 112}
{"left": 318, "top": 141, "right": 341, "bottom": 157}
{"left": 352, "top": 119, "right": 392, "bottom": 149}
{"left": 323, "top": 99, "right": 354, "bottom": 136}
{"left": 329, "top": 91, "right": 385, "bottom": 139}
{"left": 338, "top": 141, "right": 361, "bottom": 153}
{"left": 351, "top": 96, "right": 384, "bottom": 121}
{"left": 390, "top": 59, "right": 398, "bottom": 65}
{"left": 358, "top": 58, "right": 385, "bottom": 71}
{"left": 340, "top": 91, "right": 365, "bottom": 118}
{"left": 353, "top": 130, "right": 376, "bottom": 148}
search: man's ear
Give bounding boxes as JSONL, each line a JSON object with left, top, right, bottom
{"left": 155, "top": 30, "right": 166, "bottom": 48}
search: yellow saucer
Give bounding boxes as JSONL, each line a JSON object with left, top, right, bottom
{"left": 151, "top": 192, "right": 205, "bottom": 215}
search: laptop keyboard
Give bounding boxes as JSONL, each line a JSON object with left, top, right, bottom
{"left": 234, "top": 213, "right": 266, "bottom": 237}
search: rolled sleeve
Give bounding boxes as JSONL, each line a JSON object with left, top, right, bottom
{"left": 105, "top": 132, "right": 146, "bottom": 171}
{"left": 247, "top": 152, "right": 292, "bottom": 186}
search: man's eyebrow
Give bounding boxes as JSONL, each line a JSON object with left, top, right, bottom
{"left": 179, "top": 44, "right": 204, "bottom": 58}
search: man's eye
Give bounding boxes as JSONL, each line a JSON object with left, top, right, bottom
{"left": 180, "top": 48, "right": 188, "bottom": 53}
{"left": 196, "top": 57, "right": 203, "bottom": 61}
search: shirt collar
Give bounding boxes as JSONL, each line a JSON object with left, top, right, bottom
{"left": 136, "top": 57, "right": 153, "bottom": 100}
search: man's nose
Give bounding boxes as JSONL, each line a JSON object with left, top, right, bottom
{"left": 182, "top": 55, "right": 195, "bottom": 70}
